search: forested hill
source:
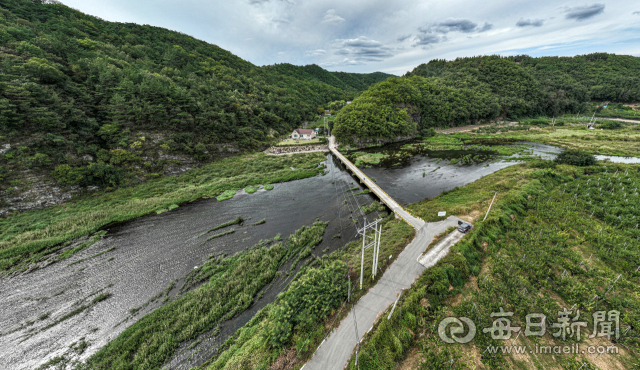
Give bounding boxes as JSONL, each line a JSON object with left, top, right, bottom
{"left": 0, "top": 0, "right": 389, "bottom": 190}
{"left": 333, "top": 54, "right": 640, "bottom": 144}
{"left": 409, "top": 54, "right": 640, "bottom": 107}
{"left": 265, "top": 63, "right": 393, "bottom": 94}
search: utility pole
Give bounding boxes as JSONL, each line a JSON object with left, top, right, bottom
{"left": 359, "top": 218, "right": 382, "bottom": 289}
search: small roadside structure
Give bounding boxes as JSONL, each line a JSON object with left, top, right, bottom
{"left": 290, "top": 128, "right": 316, "bottom": 140}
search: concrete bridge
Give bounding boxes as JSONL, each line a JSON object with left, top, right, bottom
{"left": 328, "top": 136, "right": 425, "bottom": 229}
{"left": 302, "top": 137, "right": 465, "bottom": 370}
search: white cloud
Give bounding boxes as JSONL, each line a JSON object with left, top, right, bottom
{"left": 305, "top": 49, "right": 326, "bottom": 57}
{"left": 321, "top": 9, "right": 345, "bottom": 24}
{"left": 334, "top": 36, "right": 396, "bottom": 61}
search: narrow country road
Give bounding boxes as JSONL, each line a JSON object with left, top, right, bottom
{"left": 303, "top": 217, "right": 464, "bottom": 370}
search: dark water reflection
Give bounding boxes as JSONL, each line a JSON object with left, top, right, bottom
{"left": 359, "top": 141, "right": 562, "bottom": 205}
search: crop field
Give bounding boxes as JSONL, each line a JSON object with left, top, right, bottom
{"left": 345, "top": 162, "right": 640, "bottom": 369}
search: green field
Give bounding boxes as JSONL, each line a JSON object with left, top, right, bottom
{"left": 348, "top": 160, "right": 640, "bottom": 369}
{"left": 471, "top": 118, "right": 640, "bottom": 157}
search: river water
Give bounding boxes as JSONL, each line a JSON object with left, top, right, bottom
{"left": 1, "top": 142, "right": 636, "bottom": 369}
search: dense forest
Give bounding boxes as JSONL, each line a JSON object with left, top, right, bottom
{"left": 0, "top": 0, "right": 391, "bottom": 189}
{"left": 333, "top": 54, "right": 640, "bottom": 144}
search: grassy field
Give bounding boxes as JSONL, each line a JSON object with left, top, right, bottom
{"left": 346, "top": 161, "right": 640, "bottom": 369}
{"left": 471, "top": 118, "right": 640, "bottom": 157}
{"left": 0, "top": 152, "right": 327, "bottom": 275}
{"left": 408, "top": 164, "right": 541, "bottom": 222}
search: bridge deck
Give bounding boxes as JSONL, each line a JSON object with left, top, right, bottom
{"left": 328, "top": 137, "right": 425, "bottom": 229}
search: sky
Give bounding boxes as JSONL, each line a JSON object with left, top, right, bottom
{"left": 57, "top": 0, "right": 640, "bottom": 75}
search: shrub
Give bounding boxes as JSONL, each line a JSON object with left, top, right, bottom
{"left": 554, "top": 149, "right": 596, "bottom": 166}
{"left": 420, "top": 127, "right": 437, "bottom": 137}
{"left": 529, "top": 119, "right": 549, "bottom": 126}
{"left": 51, "top": 164, "right": 86, "bottom": 186}
{"left": 599, "top": 120, "right": 623, "bottom": 130}
{"left": 529, "top": 159, "right": 557, "bottom": 169}
{"left": 267, "top": 261, "right": 348, "bottom": 347}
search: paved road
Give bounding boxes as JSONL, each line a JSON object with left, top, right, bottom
{"left": 417, "top": 228, "right": 465, "bottom": 268}
{"left": 328, "top": 137, "right": 425, "bottom": 229}
{"left": 303, "top": 216, "right": 464, "bottom": 370}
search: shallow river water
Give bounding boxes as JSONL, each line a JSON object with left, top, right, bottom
{"left": 1, "top": 143, "right": 636, "bottom": 369}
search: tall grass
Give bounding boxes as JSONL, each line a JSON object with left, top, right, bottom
{"left": 79, "top": 221, "right": 328, "bottom": 370}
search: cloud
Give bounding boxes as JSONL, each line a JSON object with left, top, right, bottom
{"left": 305, "top": 49, "right": 326, "bottom": 57}
{"left": 320, "top": 58, "right": 364, "bottom": 67}
{"left": 418, "top": 18, "right": 492, "bottom": 36}
{"left": 633, "top": 11, "right": 640, "bottom": 15}
{"left": 516, "top": 18, "right": 545, "bottom": 27}
{"left": 397, "top": 34, "right": 412, "bottom": 42}
{"left": 432, "top": 18, "right": 478, "bottom": 33}
{"left": 248, "top": 0, "right": 295, "bottom": 4}
{"left": 321, "top": 9, "right": 345, "bottom": 24}
{"left": 412, "top": 33, "right": 444, "bottom": 47}
{"left": 565, "top": 4, "right": 605, "bottom": 21}
{"left": 478, "top": 22, "right": 493, "bottom": 32}
{"left": 333, "top": 36, "right": 395, "bottom": 61}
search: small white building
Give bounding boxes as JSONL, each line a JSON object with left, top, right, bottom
{"left": 290, "top": 128, "right": 316, "bottom": 140}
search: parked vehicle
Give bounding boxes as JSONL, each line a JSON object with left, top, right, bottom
{"left": 458, "top": 220, "right": 472, "bottom": 233}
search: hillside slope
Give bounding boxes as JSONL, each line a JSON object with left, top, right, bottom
{"left": 264, "top": 63, "right": 392, "bottom": 96}
{"left": 0, "top": 0, "right": 387, "bottom": 199}
{"left": 333, "top": 54, "right": 640, "bottom": 144}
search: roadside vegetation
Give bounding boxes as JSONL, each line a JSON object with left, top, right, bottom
{"left": 346, "top": 161, "right": 640, "bottom": 369}
{"left": 0, "top": 152, "right": 326, "bottom": 275}
{"left": 203, "top": 215, "right": 414, "bottom": 370}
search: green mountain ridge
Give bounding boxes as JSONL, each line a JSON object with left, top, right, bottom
{"left": 0, "top": 0, "right": 392, "bottom": 191}
{"left": 333, "top": 53, "right": 640, "bottom": 144}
